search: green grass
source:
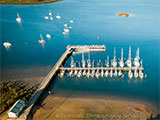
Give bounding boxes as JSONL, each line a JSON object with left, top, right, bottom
{"left": 0, "top": 0, "right": 61, "bottom": 5}
{"left": 0, "top": 81, "right": 38, "bottom": 114}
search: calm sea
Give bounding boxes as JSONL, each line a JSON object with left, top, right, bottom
{"left": 1, "top": 0, "right": 159, "bottom": 113}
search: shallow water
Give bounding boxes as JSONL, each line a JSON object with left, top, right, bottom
{"left": 1, "top": 0, "right": 159, "bottom": 113}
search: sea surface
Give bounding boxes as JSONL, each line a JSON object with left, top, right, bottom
{"left": 1, "top": 0, "right": 159, "bottom": 113}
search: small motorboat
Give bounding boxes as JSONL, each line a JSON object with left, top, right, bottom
{"left": 3, "top": 42, "right": 11, "bottom": 48}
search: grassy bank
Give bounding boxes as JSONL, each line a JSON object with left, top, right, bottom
{"left": 0, "top": 0, "right": 61, "bottom": 5}
{"left": 0, "top": 81, "right": 38, "bottom": 114}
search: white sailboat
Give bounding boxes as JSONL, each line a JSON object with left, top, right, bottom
{"left": 119, "top": 48, "right": 124, "bottom": 67}
{"left": 56, "top": 12, "right": 61, "bottom": 19}
{"left": 111, "top": 48, "right": 117, "bottom": 67}
{"left": 126, "top": 46, "right": 132, "bottom": 68}
{"left": 128, "top": 70, "right": 133, "bottom": 79}
{"left": 105, "top": 70, "right": 109, "bottom": 77}
{"left": 133, "top": 48, "right": 140, "bottom": 67}
{"left": 16, "top": 13, "right": 22, "bottom": 23}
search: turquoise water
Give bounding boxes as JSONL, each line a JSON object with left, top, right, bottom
{"left": 1, "top": 0, "right": 159, "bottom": 112}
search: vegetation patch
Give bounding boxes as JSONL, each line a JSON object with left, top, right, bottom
{"left": 0, "top": 81, "right": 38, "bottom": 114}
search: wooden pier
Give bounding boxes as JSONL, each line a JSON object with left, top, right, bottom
{"left": 59, "top": 67, "right": 144, "bottom": 71}
{"left": 18, "top": 45, "right": 106, "bottom": 120}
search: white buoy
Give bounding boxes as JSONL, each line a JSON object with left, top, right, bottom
{"left": 16, "top": 13, "right": 22, "bottom": 23}
{"left": 69, "top": 26, "right": 72, "bottom": 29}
{"left": 49, "top": 10, "right": 52, "bottom": 16}
{"left": 44, "top": 16, "right": 49, "bottom": 19}
{"left": 46, "top": 34, "right": 51, "bottom": 39}
{"left": 50, "top": 17, "right": 53, "bottom": 20}
{"left": 70, "top": 20, "right": 74, "bottom": 23}
{"left": 64, "top": 24, "right": 67, "bottom": 27}
{"left": 56, "top": 12, "right": 61, "bottom": 19}
{"left": 3, "top": 42, "right": 12, "bottom": 48}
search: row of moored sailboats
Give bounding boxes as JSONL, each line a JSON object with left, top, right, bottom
{"left": 59, "top": 47, "right": 146, "bottom": 79}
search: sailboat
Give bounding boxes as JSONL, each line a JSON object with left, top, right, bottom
{"left": 111, "top": 48, "right": 117, "bottom": 67}
{"left": 126, "top": 46, "right": 132, "bottom": 67}
{"left": 38, "top": 34, "right": 45, "bottom": 44}
{"left": 119, "top": 48, "right": 124, "bottom": 67}
{"left": 16, "top": 13, "right": 22, "bottom": 23}
{"left": 56, "top": 12, "right": 61, "bottom": 19}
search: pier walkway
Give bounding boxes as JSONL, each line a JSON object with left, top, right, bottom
{"left": 59, "top": 67, "right": 144, "bottom": 71}
{"left": 18, "top": 45, "right": 105, "bottom": 120}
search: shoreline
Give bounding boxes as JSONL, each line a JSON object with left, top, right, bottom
{"left": 33, "top": 95, "right": 155, "bottom": 120}
{"left": 1, "top": 75, "right": 159, "bottom": 114}
{"left": 0, "top": 0, "right": 62, "bottom": 5}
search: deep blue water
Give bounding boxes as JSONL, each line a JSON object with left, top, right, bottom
{"left": 0, "top": 0, "right": 159, "bottom": 112}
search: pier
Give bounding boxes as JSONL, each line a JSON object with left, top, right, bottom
{"left": 59, "top": 67, "right": 144, "bottom": 71}
{"left": 18, "top": 45, "right": 106, "bottom": 120}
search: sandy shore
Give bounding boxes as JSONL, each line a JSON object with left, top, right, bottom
{"left": 33, "top": 95, "right": 152, "bottom": 120}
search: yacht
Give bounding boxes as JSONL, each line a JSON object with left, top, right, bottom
{"left": 82, "top": 70, "right": 86, "bottom": 76}
{"left": 133, "top": 48, "right": 140, "bottom": 67}
{"left": 126, "top": 46, "right": 132, "bottom": 68}
{"left": 134, "top": 69, "right": 138, "bottom": 78}
{"left": 59, "top": 70, "right": 65, "bottom": 78}
{"left": 109, "top": 69, "right": 113, "bottom": 77}
{"left": 49, "top": 10, "right": 52, "bottom": 16}
{"left": 128, "top": 70, "right": 133, "bottom": 79}
{"left": 119, "top": 48, "right": 124, "bottom": 67}
{"left": 82, "top": 53, "right": 86, "bottom": 68}
{"left": 114, "top": 70, "right": 117, "bottom": 77}
{"left": 38, "top": 34, "right": 45, "bottom": 44}
{"left": 16, "top": 13, "right": 22, "bottom": 23}
{"left": 105, "top": 70, "right": 109, "bottom": 77}
{"left": 111, "top": 48, "right": 117, "bottom": 67}
{"left": 3, "top": 42, "right": 11, "bottom": 48}
{"left": 46, "top": 34, "right": 51, "bottom": 39}
{"left": 118, "top": 70, "right": 123, "bottom": 77}
{"left": 64, "top": 27, "right": 69, "bottom": 33}
{"left": 139, "top": 70, "right": 144, "bottom": 79}
{"left": 91, "top": 70, "right": 95, "bottom": 77}
{"left": 77, "top": 70, "right": 82, "bottom": 78}
{"left": 69, "top": 70, "right": 73, "bottom": 76}
{"left": 86, "top": 70, "right": 91, "bottom": 78}
{"left": 105, "top": 56, "right": 109, "bottom": 67}
{"left": 74, "top": 70, "right": 78, "bottom": 76}
{"left": 87, "top": 52, "right": 91, "bottom": 68}
{"left": 95, "top": 69, "right": 100, "bottom": 78}
{"left": 56, "top": 12, "right": 61, "bottom": 19}
{"left": 101, "top": 70, "right": 104, "bottom": 77}
{"left": 70, "top": 57, "right": 75, "bottom": 68}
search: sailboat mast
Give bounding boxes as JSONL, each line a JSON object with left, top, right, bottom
{"left": 121, "top": 48, "right": 123, "bottom": 61}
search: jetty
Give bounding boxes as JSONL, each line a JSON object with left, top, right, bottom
{"left": 18, "top": 45, "right": 106, "bottom": 120}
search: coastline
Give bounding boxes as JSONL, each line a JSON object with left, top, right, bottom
{"left": 33, "top": 95, "right": 154, "bottom": 120}
{"left": 0, "top": 0, "right": 62, "bottom": 5}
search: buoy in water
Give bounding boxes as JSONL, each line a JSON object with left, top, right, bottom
{"left": 16, "top": 13, "right": 22, "bottom": 23}
{"left": 46, "top": 34, "right": 51, "bottom": 39}
{"left": 3, "top": 42, "right": 12, "bottom": 48}
{"left": 69, "top": 26, "right": 72, "bottom": 29}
